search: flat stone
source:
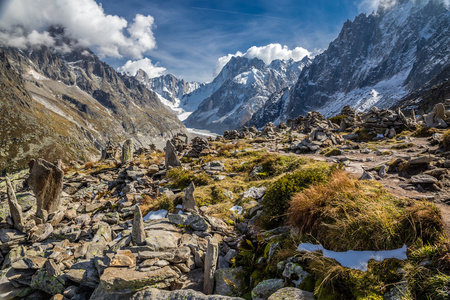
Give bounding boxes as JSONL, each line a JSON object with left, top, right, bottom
{"left": 410, "top": 174, "right": 438, "bottom": 184}
{"left": 29, "top": 223, "right": 53, "bottom": 243}
{"left": 243, "top": 186, "right": 266, "bottom": 200}
{"left": 100, "top": 266, "right": 178, "bottom": 294}
{"left": 185, "top": 214, "right": 210, "bottom": 232}
{"left": 107, "top": 250, "right": 136, "bottom": 267}
{"left": 409, "top": 156, "right": 434, "bottom": 165}
{"left": 145, "top": 230, "right": 181, "bottom": 251}
{"left": 12, "top": 256, "right": 47, "bottom": 270}
{"left": 65, "top": 260, "right": 99, "bottom": 288}
{"left": 268, "top": 288, "right": 314, "bottom": 300}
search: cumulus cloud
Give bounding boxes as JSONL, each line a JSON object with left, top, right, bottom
{"left": 118, "top": 58, "right": 167, "bottom": 78}
{"left": 214, "top": 43, "right": 310, "bottom": 76}
{"left": 0, "top": 0, "right": 157, "bottom": 59}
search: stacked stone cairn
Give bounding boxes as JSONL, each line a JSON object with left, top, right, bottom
{"left": 186, "top": 137, "right": 213, "bottom": 158}
{"left": 290, "top": 111, "right": 343, "bottom": 152}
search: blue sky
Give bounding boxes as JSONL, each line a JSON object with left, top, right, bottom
{"left": 0, "top": 0, "right": 380, "bottom": 82}
{"left": 103, "top": 0, "right": 364, "bottom": 82}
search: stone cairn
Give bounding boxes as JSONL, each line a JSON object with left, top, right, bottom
{"left": 359, "top": 106, "right": 417, "bottom": 138}
{"left": 289, "top": 111, "right": 344, "bottom": 152}
{"left": 171, "top": 133, "right": 189, "bottom": 154}
{"left": 186, "top": 137, "right": 212, "bottom": 158}
{"left": 101, "top": 142, "right": 121, "bottom": 161}
{"left": 338, "top": 105, "right": 357, "bottom": 132}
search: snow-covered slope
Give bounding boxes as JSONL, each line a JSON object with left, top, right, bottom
{"left": 135, "top": 72, "right": 202, "bottom": 121}
{"left": 278, "top": 0, "right": 450, "bottom": 119}
{"left": 183, "top": 56, "right": 310, "bottom": 133}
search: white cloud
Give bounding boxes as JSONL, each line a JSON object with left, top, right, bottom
{"left": 0, "top": 0, "right": 157, "bottom": 59}
{"left": 214, "top": 43, "right": 310, "bottom": 76}
{"left": 357, "top": 0, "right": 450, "bottom": 14}
{"left": 118, "top": 58, "right": 166, "bottom": 78}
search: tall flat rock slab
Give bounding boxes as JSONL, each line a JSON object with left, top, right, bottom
{"left": 203, "top": 240, "right": 219, "bottom": 295}
{"left": 122, "top": 139, "right": 133, "bottom": 163}
{"left": 182, "top": 182, "right": 196, "bottom": 211}
{"left": 5, "top": 177, "right": 24, "bottom": 231}
{"left": 28, "top": 158, "right": 64, "bottom": 218}
{"left": 165, "top": 140, "right": 181, "bottom": 169}
{"left": 132, "top": 205, "right": 146, "bottom": 245}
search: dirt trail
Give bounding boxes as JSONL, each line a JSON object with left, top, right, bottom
{"left": 291, "top": 136, "right": 450, "bottom": 238}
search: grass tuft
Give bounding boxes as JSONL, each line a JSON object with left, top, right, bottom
{"left": 289, "top": 171, "right": 443, "bottom": 251}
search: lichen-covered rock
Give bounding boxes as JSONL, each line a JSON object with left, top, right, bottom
{"left": 185, "top": 214, "right": 210, "bottom": 231}
{"left": 122, "top": 139, "right": 133, "bottom": 163}
{"left": 281, "top": 262, "right": 310, "bottom": 287}
{"left": 65, "top": 260, "right": 100, "bottom": 288}
{"left": 251, "top": 279, "right": 284, "bottom": 300}
{"left": 267, "top": 287, "right": 314, "bottom": 300}
{"left": 30, "top": 266, "right": 66, "bottom": 295}
{"left": 90, "top": 286, "right": 244, "bottom": 300}
{"left": 215, "top": 268, "right": 242, "bottom": 296}
{"left": 29, "top": 223, "right": 53, "bottom": 243}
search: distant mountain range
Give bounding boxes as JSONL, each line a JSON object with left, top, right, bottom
{"left": 141, "top": 0, "right": 450, "bottom": 133}
{"left": 2, "top": 0, "right": 450, "bottom": 169}
{"left": 137, "top": 56, "right": 310, "bottom": 133}
{"left": 0, "top": 27, "right": 185, "bottom": 170}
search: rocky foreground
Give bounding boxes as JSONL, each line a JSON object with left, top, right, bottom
{"left": 1, "top": 103, "right": 450, "bottom": 300}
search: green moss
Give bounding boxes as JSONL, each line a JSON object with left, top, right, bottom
{"left": 355, "top": 128, "right": 376, "bottom": 142}
{"left": 329, "top": 115, "right": 347, "bottom": 125}
{"left": 413, "top": 125, "right": 439, "bottom": 137}
{"left": 299, "top": 275, "right": 315, "bottom": 292}
{"left": 166, "top": 167, "right": 212, "bottom": 189}
{"left": 320, "top": 148, "right": 342, "bottom": 157}
{"left": 261, "top": 162, "right": 334, "bottom": 228}
{"left": 391, "top": 143, "right": 414, "bottom": 150}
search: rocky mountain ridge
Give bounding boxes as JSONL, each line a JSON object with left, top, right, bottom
{"left": 283, "top": 0, "right": 450, "bottom": 119}
{"left": 183, "top": 56, "right": 311, "bottom": 133}
{"left": 135, "top": 72, "right": 202, "bottom": 121}
{"left": 0, "top": 27, "right": 186, "bottom": 171}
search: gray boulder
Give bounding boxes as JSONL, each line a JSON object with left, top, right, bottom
{"left": 267, "top": 288, "right": 314, "bottom": 300}
{"left": 28, "top": 158, "right": 64, "bottom": 218}
{"left": 251, "top": 279, "right": 284, "bottom": 300}
{"left": 165, "top": 140, "right": 181, "bottom": 169}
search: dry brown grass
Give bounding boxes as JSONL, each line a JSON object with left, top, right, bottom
{"left": 83, "top": 161, "right": 95, "bottom": 170}
{"left": 289, "top": 170, "right": 443, "bottom": 251}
